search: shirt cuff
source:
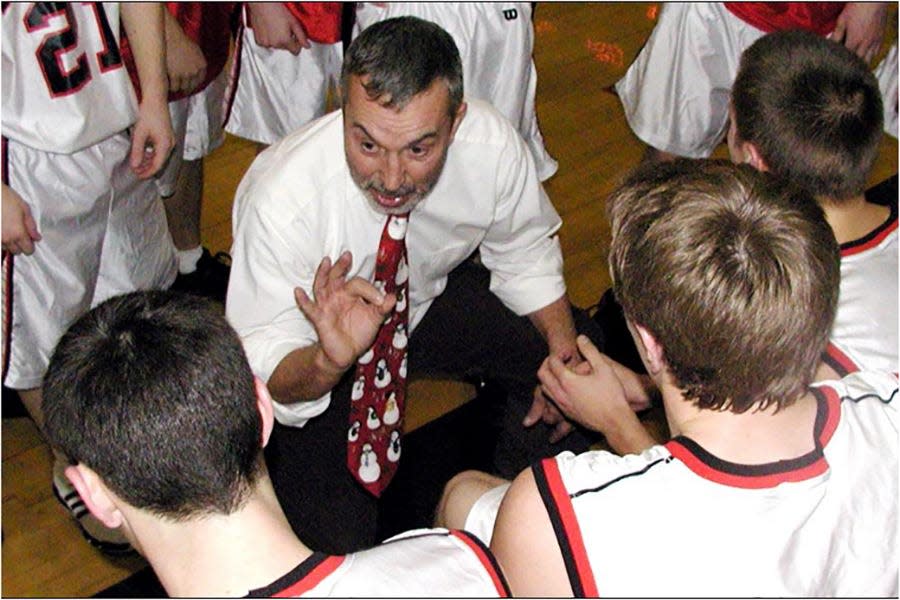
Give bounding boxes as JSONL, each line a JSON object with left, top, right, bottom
{"left": 271, "top": 393, "right": 332, "bottom": 428}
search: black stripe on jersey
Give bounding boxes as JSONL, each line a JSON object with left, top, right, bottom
{"left": 245, "top": 552, "right": 331, "bottom": 597}
{"left": 841, "top": 197, "right": 897, "bottom": 254}
{"left": 821, "top": 348, "right": 852, "bottom": 377}
{"left": 570, "top": 456, "right": 671, "bottom": 499}
{"left": 673, "top": 435, "right": 823, "bottom": 478}
{"left": 452, "top": 529, "right": 512, "bottom": 596}
{"left": 533, "top": 462, "right": 586, "bottom": 597}
{"left": 813, "top": 381, "right": 899, "bottom": 406}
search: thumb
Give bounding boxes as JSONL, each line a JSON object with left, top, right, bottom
{"left": 575, "top": 335, "right": 604, "bottom": 369}
{"left": 24, "top": 211, "right": 41, "bottom": 242}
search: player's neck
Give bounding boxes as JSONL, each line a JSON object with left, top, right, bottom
{"left": 134, "top": 476, "right": 313, "bottom": 597}
{"left": 661, "top": 381, "right": 819, "bottom": 465}
{"left": 818, "top": 193, "right": 890, "bottom": 245}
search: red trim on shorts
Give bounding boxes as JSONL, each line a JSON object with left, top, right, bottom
{"left": 271, "top": 555, "right": 345, "bottom": 597}
{"left": 2, "top": 252, "right": 12, "bottom": 383}
{"left": 221, "top": 17, "right": 244, "bottom": 130}
{"left": 450, "top": 529, "right": 511, "bottom": 596}
{"left": 2, "top": 136, "right": 12, "bottom": 382}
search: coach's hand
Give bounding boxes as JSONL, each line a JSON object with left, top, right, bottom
{"left": 294, "top": 251, "right": 396, "bottom": 373}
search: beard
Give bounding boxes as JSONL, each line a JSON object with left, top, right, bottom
{"left": 348, "top": 151, "right": 449, "bottom": 216}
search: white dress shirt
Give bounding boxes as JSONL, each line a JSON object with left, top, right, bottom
{"left": 227, "top": 99, "right": 565, "bottom": 426}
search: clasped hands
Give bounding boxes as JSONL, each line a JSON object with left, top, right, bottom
{"left": 530, "top": 335, "right": 653, "bottom": 444}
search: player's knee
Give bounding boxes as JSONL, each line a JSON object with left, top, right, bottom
{"left": 436, "top": 470, "right": 503, "bottom": 530}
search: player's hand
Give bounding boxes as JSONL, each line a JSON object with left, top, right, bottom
{"left": 247, "top": 3, "right": 311, "bottom": 55}
{"left": 293, "top": 251, "right": 396, "bottom": 372}
{"left": 523, "top": 386, "right": 575, "bottom": 443}
{"left": 130, "top": 98, "right": 175, "bottom": 179}
{"left": 538, "top": 335, "right": 639, "bottom": 433}
{"left": 166, "top": 23, "right": 207, "bottom": 94}
{"left": 2, "top": 185, "right": 41, "bottom": 256}
{"left": 832, "top": 2, "right": 888, "bottom": 64}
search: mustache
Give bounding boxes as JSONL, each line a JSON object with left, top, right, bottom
{"left": 366, "top": 181, "right": 417, "bottom": 198}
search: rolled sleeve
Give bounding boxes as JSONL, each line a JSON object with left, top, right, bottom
{"left": 227, "top": 167, "right": 333, "bottom": 427}
{"left": 479, "top": 120, "right": 566, "bottom": 316}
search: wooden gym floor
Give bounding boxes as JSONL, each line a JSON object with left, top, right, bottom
{"left": 2, "top": 4, "right": 897, "bottom": 596}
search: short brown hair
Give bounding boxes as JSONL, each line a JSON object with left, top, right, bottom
{"left": 607, "top": 160, "right": 840, "bottom": 413}
{"left": 732, "top": 29, "right": 883, "bottom": 201}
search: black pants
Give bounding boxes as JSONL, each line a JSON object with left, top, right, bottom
{"left": 265, "top": 260, "right": 605, "bottom": 554}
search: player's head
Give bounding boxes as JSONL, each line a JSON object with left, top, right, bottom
{"left": 730, "top": 29, "right": 883, "bottom": 202}
{"left": 42, "top": 291, "right": 268, "bottom": 521}
{"left": 607, "top": 159, "right": 840, "bottom": 413}
{"left": 341, "top": 16, "right": 464, "bottom": 119}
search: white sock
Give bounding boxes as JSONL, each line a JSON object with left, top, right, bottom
{"left": 178, "top": 246, "right": 203, "bottom": 275}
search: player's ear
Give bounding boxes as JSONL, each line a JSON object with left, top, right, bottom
{"left": 254, "top": 377, "right": 275, "bottom": 448}
{"left": 630, "top": 322, "right": 666, "bottom": 376}
{"left": 65, "top": 464, "right": 125, "bottom": 529}
{"left": 743, "top": 142, "right": 769, "bottom": 172}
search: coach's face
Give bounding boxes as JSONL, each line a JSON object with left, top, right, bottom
{"left": 344, "top": 75, "right": 467, "bottom": 215}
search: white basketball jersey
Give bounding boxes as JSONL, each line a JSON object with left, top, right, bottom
{"left": 536, "top": 371, "right": 898, "bottom": 597}
{"left": 247, "top": 528, "right": 510, "bottom": 597}
{"left": 2, "top": 2, "right": 136, "bottom": 153}
{"left": 825, "top": 203, "right": 898, "bottom": 374}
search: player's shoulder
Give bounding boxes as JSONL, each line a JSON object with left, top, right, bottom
{"left": 342, "top": 528, "right": 509, "bottom": 597}
{"left": 539, "top": 446, "right": 676, "bottom": 497}
{"left": 814, "top": 370, "right": 898, "bottom": 405}
{"left": 814, "top": 371, "right": 898, "bottom": 438}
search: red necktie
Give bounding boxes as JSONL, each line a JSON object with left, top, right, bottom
{"left": 348, "top": 214, "right": 410, "bottom": 497}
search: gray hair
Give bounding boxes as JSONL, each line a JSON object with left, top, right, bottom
{"left": 342, "top": 16, "right": 464, "bottom": 117}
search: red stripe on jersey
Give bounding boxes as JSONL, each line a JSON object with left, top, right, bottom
{"left": 665, "top": 439, "right": 829, "bottom": 489}
{"left": 824, "top": 341, "right": 858, "bottom": 376}
{"left": 813, "top": 385, "right": 843, "bottom": 447}
{"left": 540, "top": 459, "right": 599, "bottom": 597}
{"left": 841, "top": 210, "right": 898, "bottom": 257}
{"left": 450, "top": 530, "right": 511, "bottom": 596}
{"left": 271, "top": 555, "right": 344, "bottom": 597}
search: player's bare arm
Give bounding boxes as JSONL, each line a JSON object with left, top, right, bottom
{"left": 539, "top": 335, "right": 657, "bottom": 454}
{"left": 491, "top": 468, "right": 573, "bottom": 597}
{"left": 121, "top": 3, "right": 174, "bottom": 179}
{"left": 163, "top": 9, "right": 207, "bottom": 94}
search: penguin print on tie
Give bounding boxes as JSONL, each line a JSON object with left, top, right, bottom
{"left": 347, "top": 213, "right": 410, "bottom": 497}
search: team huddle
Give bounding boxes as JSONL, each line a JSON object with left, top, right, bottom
{"left": 2, "top": 2, "right": 897, "bottom": 597}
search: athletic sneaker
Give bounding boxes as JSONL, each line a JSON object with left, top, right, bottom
{"left": 52, "top": 459, "right": 133, "bottom": 556}
{"left": 170, "top": 248, "right": 231, "bottom": 303}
